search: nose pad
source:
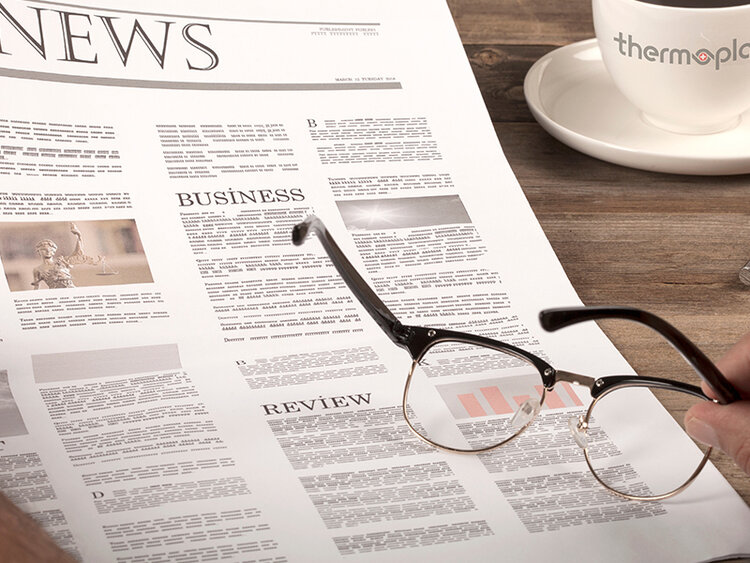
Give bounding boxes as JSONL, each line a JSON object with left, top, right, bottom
{"left": 568, "top": 415, "right": 588, "bottom": 449}
{"left": 510, "top": 398, "right": 541, "bottom": 431}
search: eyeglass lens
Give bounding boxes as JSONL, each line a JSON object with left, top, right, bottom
{"left": 404, "top": 340, "right": 547, "bottom": 452}
{"left": 403, "top": 325, "right": 712, "bottom": 500}
{"left": 582, "top": 386, "right": 710, "bottom": 499}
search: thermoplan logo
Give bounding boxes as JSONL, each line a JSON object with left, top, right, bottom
{"left": 613, "top": 32, "right": 750, "bottom": 70}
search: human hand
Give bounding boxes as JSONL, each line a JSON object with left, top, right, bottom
{"left": 685, "top": 331, "right": 750, "bottom": 476}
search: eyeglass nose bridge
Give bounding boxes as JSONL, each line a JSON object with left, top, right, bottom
{"left": 554, "top": 369, "right": 598, "bottom": 388}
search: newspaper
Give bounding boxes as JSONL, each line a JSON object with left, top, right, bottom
{"left": 0, "top": 0, "right": 748, "bottom": 561}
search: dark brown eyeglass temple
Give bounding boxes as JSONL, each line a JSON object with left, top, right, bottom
{"left": 540, "top": 306, "right": 740, "bottom": 404}
{"left": 293, "top": 215, "right": 407, "bottom": 346}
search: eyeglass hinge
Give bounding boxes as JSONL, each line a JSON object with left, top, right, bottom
{"left": 392, "top": 321, "right": 413, "bottom": 345}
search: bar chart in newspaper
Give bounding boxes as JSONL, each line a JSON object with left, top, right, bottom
{"left": 436, "top": 375, "right": 584, "bottom": 419}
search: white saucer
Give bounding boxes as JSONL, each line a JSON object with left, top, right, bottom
{"left": 524, "top": 38, "right": 750, "bottom": 175}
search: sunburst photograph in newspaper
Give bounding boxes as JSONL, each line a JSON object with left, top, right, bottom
{"left": 336, "top": 194, "right": 471, "bottom": 230}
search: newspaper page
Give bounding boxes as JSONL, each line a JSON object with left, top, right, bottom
{"left": 0, "top": 0, "right": 748, "bottom": 561}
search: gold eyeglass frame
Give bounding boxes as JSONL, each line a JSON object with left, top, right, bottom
{"left": 293, "top": 214, "right": 737, "bottom": 501}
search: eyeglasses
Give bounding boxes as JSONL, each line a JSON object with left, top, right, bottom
{"left": 292, "top": 215, "right": 739, "bottom": 501}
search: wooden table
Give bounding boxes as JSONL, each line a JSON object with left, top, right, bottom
{"left": 449, "top": 0, "right": 750, "bottom": 505}
{"left": 1, "top": 1, "right": 748, "bottom": 560}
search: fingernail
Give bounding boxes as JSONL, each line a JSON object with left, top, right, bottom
{"left": 686, "top": 417, "right": 721, "bottom": 451}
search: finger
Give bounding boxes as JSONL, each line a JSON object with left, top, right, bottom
{"left": 700, "top": 331, "right": 750, "bottom": 400}
{"left": 685, "top": 400, "right": 750, "bottom": 475}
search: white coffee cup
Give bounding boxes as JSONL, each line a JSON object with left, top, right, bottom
{"left": 593, "top": 0, "right": 750, "bottom": 134}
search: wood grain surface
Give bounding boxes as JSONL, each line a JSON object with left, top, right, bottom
{"left": 2, "top": 1, "right": 748, "bottom": 560}
{"left": 451, "top": 0, "right": 750, "bottom": 506}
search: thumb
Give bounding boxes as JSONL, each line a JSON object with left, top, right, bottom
{"left": 685, "top": 401, "right": 750, "bottom": 475}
